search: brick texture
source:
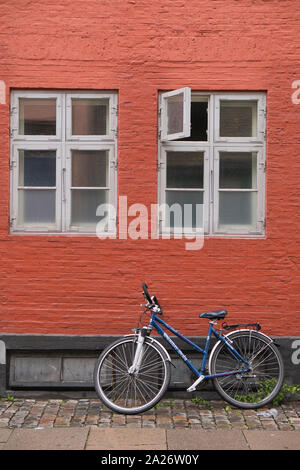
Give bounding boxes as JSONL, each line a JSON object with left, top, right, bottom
{"left": 0, "top": 0, "right": 299, "bottom": 336}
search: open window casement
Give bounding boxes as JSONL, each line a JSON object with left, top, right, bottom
{"left": 160, "top": 87, "right": 191, "bottom": 141}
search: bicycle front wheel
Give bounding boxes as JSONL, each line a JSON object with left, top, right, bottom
{"left": 94, "top": 336, "right": 171, "bottom": 414}
{"left": 209, "top": 330, "right": 284, "bottom": 409}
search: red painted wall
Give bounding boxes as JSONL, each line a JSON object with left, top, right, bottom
{"left": 0, "top": 0, "right": 299, "bottom": 337}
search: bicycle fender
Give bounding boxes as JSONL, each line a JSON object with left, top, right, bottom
{"left": 207, "top": 329, "right": 274, "bottom": 374}
{"left": 124, "top": 334, "right": 172, "bottom": 363}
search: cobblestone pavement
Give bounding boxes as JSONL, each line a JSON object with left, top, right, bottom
{"left": 0, "top": 398, "right": 300, "bottom": 430}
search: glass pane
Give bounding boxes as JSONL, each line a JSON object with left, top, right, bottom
{"left": 19, "top": 150, "right": 56, "bottom": 187}
{"left": 167, "top": 92, "right": 184, "bottom": 135}
{"left": 219, "top": 192, "right": 257, "bottom": 228}
{"left": 165, "top": 191, "right": 203, "bottom": 228}
{"left": 220, "top": 100, "right": 257, "bottom": 137}
{"left": 19, "top": 98, "right": 56, "bottom": 135}
{"left": 72, "top": 98, "right": 109, "bottom": 135}
{"left": 71, "top": 150, "right": 108, "bottom": 187}
{"left": 167, "top": 152, "right": 204, "bottom": 189}
{"left": 18, "top": 189, "right": 56, "bottom": 225}
{"left": 219, "top": 152, "right": 257, "bottom": 189}
{"left": 71, "top": 189, "right": 108, "bottom": 226}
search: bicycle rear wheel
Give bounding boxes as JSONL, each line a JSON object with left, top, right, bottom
{"left": 209, "top": 330, "right": 284, "bottom": 409}
{"left": 94, "top": 336, "right": 171, "bottom": 414}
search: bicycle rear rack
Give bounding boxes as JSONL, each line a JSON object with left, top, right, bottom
{"left": 220, "top": 322, "right": 261, "bottom": 332}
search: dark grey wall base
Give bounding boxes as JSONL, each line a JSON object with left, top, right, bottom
{"left": 0, "top": 334, "right": 299, "bottom": 399}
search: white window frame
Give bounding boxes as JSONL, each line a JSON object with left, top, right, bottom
{"left": 159, "top": 145, "right": 209, "bottom": 236}
{"left": 10, "top": 142, "right": 62, "bottom": 233}
{"left": 66, "top": 92, "right": 117, "bottom": 142}
{"left": 11, "top": 91, "right": 63, "bottom": 142}
{"left": 213, "top": 146, "right": 265, "bottom": 235}
{"left": 160, "top": 87, "right": 191, "bottom": 141}
{"left": 158, "top": 90, "right": 266, "bottom": 237}
{"left": 214, "top": 93, "right": 266, "bottom": 143}
{"left": 10, "top": 90, "right": 118, "bottom": 235}
{"left": 64, "top": 143, "right": 117, "bottom": 233}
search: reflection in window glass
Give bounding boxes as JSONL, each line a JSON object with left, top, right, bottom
{"left": 166, "top": 191, "right": 203, "bottom": 228}
{"left": 72, "top": 98, "right": 109, "bottom": 135}
{"left": 219, "top": 152, "right": 257, "bottom": 189}
{"left": 18, "top": 189, "right": 56, "bottom": 225}
{"left": 19, "top": 150, "right": 56, "bottom": 187}
{"left": 219, "top": 192, "right": 257, "bottom": 228}
{"left": 71, "top": 189, "right": 108, "bottom": 226}
{"left": 19, "top": 99, "right": 56, "bottom": 135}
{"left": 220, "top": 100, "right": 257, "bottom": 137}
{"left": 72, "top": 150, "right": 108, "bottom": 187}
{"left": 167, "top": 152, "right": 204, "bottom": 189}
{"left": 167, "top": 93, "right": 184, "bottom": 135}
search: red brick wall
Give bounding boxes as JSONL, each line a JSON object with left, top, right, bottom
{"left": 0, "top": 0, "right": 299, "bottom": 337}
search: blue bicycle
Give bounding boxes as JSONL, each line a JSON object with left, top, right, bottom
{"left": 94, "top": 283, "right": 284, "bottom": 414}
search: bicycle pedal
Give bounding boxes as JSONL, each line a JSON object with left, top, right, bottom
{"left": 187, "top": 375, "right": 205, "bottom": 392}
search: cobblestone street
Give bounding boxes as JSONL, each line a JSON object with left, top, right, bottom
{"left": 0, "top": 398, "right": 299, "bottom": 431}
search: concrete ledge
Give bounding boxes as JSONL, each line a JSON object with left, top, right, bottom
{"left": 0, "top": 334, "right": 299, "bottom": 397}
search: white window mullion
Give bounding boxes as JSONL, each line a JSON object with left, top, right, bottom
{"left": 208, "top": 94, "right": 215, "bottom": 236}
{"left": 61, "top": 142, "right": 68, "bottom": 233}
{"left": 56, "top": 143, "right": 63, "bottom": 232}
{"left": 212, "top": 147, "right": 220, "bottom": 235}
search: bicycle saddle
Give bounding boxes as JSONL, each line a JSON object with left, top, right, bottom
{"left": 199, "top": 309, "right": 227, "bottom": 319}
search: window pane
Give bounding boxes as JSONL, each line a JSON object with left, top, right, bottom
{"left": 165, "top": 191, "right": 203, "bottom": 228}
{"left": 167, "top": 152, "right": 204, "bottom": 189}
{"left": 219, "top": 152, "right": 257, "bottom": 189}
{"left": 18, "top": 189, "right": 56, "bottom": 225}
{"left": 19, "top": 150, "right": 56, "bottom": 187}
{"left": 219, "top": 191, "right": 257, "bottom": 228}
{"left": 167, "top": 92, "right": 184, "bottom": 135}
{"left": 72, "top": 98, "right": 109, "bottom": 135}
{"left": 71, "top": 189, "right": 108, "bottom": 226}
{"left": 71, "top": 150, "right": 108, "bottom": 187}
{"left": 220, "top": 100, "right": 257, "bottom": 137}
{"left": 19, "top": 99, "right": 56, "bottom": 135}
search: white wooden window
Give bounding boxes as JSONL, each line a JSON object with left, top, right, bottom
{"left": 160, "top": 87, "right": 191, "bottom": 141}
{"left": 158, "top": 90, "right": 266, "bottom": 236}
{"left": 10, "top": 91, "right": 118, "bottom": 234}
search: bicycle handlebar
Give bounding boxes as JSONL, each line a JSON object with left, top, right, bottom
{"left": 142, "top": 282, "right": 151, "bottom": 303}
{"left": 141, "top": 282, "right": 163, "bottom": 314}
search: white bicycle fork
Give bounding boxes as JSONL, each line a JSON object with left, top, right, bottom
{"left": 128, "top": 331, "right": 146, "bottom": 375}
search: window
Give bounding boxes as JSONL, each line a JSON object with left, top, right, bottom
{"left": 10, "top": 91, "right": 118, "bottom": 233}
{"left": 158, "top": 90, "right": 266, "bottom": 236}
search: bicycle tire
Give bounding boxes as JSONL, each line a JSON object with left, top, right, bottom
{"left": 94, "top": 336, "right": 171, "bottom": 414}
{"left": 209, "top": 330, "right": 284, "bottom": 409}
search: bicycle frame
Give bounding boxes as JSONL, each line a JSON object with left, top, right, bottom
{"left": 149, "top": 312, "right": 250, "bottom": 382}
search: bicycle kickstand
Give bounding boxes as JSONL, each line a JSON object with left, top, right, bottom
{"left": 187, "top": 375, "right": 206, "bottom": 392}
